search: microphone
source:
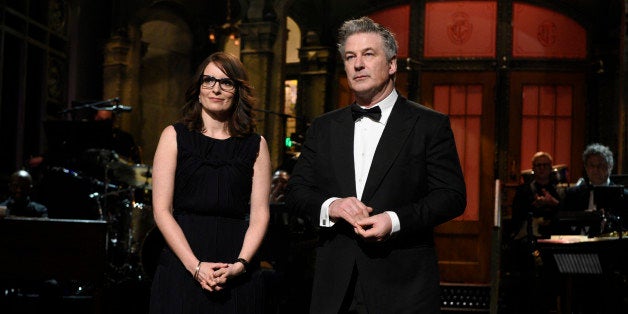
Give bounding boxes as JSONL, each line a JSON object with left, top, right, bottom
{"left": 101, "top": 97, "right": 131, "bottom": 112}
{"left": 112, "top": 104, "right": 132, "bottom": 112}
{"left": 93, "top": 104, "right": 132, "bottom": 112}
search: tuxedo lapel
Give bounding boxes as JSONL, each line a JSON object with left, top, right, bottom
{"left": 362, "top": 98, "right": 419, "bottom": 204}
{"left": 330, "top": 107, "right": 358, "bottom": 197}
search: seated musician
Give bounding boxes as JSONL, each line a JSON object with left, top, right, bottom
{"left": 511, "top": 152, "right": 562, "bottom": 241}
{"left": 94, "top": 109, "right": 142, "bottom": 164}
{"left": 0, "top": 171, "right": 66, "bottom": 309}
{"left": 0, "top": 169, "right": 48, "bottom": 218}
{"left": 563, "top": 143, "right": 628, "bottom": 235}
{"left": 506, "top": 151, "right": 563, "bottom": 313}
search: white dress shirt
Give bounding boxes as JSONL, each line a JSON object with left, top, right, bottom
{"left": 578, "top": 177, "right": 611, "bottom": 234}
{"left": 320, "top": 90, "right": 401, "bottom": 235}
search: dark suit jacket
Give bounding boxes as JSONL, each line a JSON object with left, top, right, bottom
{"left": 286, "top": 95, "right": 466, "bottom": 313}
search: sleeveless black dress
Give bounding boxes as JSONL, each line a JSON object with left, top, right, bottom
{"left": 149, "top": 123, "right": 263, "bottom": 314}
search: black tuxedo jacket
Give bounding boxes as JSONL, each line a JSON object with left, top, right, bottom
{"left": 286, "top": 95, "right": 466, "bottom": 313}
{"left": 561, "top": 181, "right": 627, "bottom": 236}
{"left": 564, "top": 181, "right": 628, "bottom": 212}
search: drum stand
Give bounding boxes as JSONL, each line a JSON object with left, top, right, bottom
{"left": 105, "top": 182, "right": 154, "bottom": 282}
{"left": 84, "top": 156, "right": 156, "bottom": 284}
{"left": 83, "top": 157, "right": 140, "bottom": 284}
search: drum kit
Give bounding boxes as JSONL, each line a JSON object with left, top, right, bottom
{"left": 40, "top": 148, "right": 160, "bottom": 282}
{"left": 36, "top": 100, "right": 166, "bottom": 282}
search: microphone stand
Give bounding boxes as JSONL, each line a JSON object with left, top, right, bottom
{"left": 58, "top": 97, "right": 127, "bottom": 119}
{"left": 252, "top": 108, "right": 303, "bottom": 120}
{"left": 252, "top": 107, "right": 306, "bottom": 149}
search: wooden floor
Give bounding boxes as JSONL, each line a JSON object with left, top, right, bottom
{"left": 2, "top": 219, "right": 627, "bottom": 314}
{"left": 0, "top": 268, "right": 305, "bottom": 314}
{"left": 2, "top": 266, "right": 627, "bottom": 314}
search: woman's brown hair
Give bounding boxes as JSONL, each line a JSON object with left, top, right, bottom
{"left": 180, "top": 52, "right": 256, "bottom": 137}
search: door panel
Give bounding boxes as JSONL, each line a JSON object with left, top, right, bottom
{"left": 421, "top": 72, "right": 495, "bottom": 283}
{"left": 508, "top": 72, "right": 586, "bottom": 184}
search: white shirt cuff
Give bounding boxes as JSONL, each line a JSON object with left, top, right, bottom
{"left": 385, "top": 211, "right": 400, "bottom": 235}
{"left": 320, "top": 197, "right": 339, "bottom": 227}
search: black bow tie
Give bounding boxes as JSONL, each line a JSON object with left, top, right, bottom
{"left": 351, "top": 104, "right": 382, "bottom": 122}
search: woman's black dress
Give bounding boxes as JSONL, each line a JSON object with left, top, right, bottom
{"left": 149, "top": 123, "right": 263, "bottom": 314}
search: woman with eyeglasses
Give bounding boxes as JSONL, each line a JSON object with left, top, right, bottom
{"left": 149, "top": 52, "right": 271, "bottom": 314}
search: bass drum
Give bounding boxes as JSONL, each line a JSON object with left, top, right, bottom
{"left": 39, "top": 167, "right": 103, "bottom": 220}
{"left": 140, "top": 226, "right": 165, "bottom": 280}
{"left": 129, "top": 194, "right": 154, "bottom": 255}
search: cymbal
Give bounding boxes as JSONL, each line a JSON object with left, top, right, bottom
{"left": 115, "top": 164, "right": 152, "bottom": 188}
{"left": 82, "top": 149, "right": 133, "bottom": 170}
{"left": 84, "top": 148, "right": 119, "bottom": 161}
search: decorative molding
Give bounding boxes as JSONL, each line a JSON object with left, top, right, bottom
{"left": 47, "top": 56, "right": 65, "bottom": 103}
{"left": 512, "top": 3, "right": 587, "bottom": 59}
{"left": 299, "top": 45, "right": 333, "bottom": 75}
{"left": 49, "top": 0, "right": 68, "bottom": 35}
{"left": 424, "top": 1, "right": 497, "bottom": 58}
{"left": 103, "top": 34, "right": 132, "bottom": 67}
{"left": 239, "top": 21, "right": 279, "bottom": 53}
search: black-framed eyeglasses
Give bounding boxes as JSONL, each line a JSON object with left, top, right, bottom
{"left": 533, "top": 162, "right": 551, "bottom": 168}
{"left": 200, "top": 75, "right": 237, "bottom": 92}
{"left": 585, "top": 162, "right": 608, "bottom": 170}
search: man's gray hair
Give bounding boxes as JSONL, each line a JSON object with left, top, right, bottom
{"left": 583, "top": 143, "right": 614, "bottom": 171}
{"left": 337, "top": 16, "right": 398, "bottom": 61}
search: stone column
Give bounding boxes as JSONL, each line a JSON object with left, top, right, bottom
{"left": 239, "top": 18, "right": 283, "bottom": 168}
{"left": 102, "top": 26, "right": 143, "bottom": 147}
{"left": 296, "top": 31, "right": 335, "bottom": 131}
{"left": 102, "top": 30, "right": 130, "bottom": 111}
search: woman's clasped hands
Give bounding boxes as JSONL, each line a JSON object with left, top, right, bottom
{"left": 194, "top": 261, "right": 247, "bottom": 291}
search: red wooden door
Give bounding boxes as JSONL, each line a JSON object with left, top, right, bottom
{"left": 508, "top": 72, "right": 586, "bottom": 184}
{"left": 421, "top": 72, "right": 496, "bottom": 283}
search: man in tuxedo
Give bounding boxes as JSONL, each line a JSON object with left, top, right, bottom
{"left": 563, "top": 143, "right": 628, "bottom": 234}
{"left": 286, "top": 17, "right": 466, "bottom": 313}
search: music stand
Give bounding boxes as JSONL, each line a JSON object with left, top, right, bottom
{"left": 554, "top": 210, "right": 603, "bottom": 237}
{"left": 538, "top": 236, "right": 628, "bottom": 313}
{"left": 553, "top": 252, "right": 603, "bottom": 274}
{"left": 594, "top": 185, "right": 624, "bottom": 211}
